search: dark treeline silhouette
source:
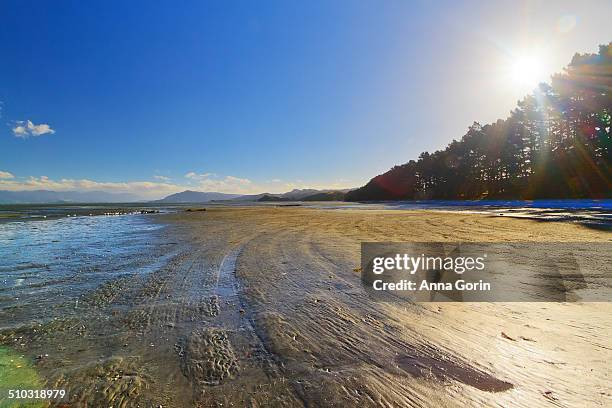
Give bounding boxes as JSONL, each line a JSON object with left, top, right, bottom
{"left": 346, "top": 43, "right": 611, "bottom": 201}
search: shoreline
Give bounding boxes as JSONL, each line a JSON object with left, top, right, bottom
{"left": 160, "top": 207, "right": 611, "bottom": 406}
{"left": 0, "top": 207, "right": 610, "bottom": 406}
{"left": 1, "top": 199, "right": 610, "bottom": 228}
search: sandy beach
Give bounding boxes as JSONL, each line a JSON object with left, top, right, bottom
{"left": 163, "top": 207, "right": 612, "bottom": 407}
{"left": 2, "top": 2, "right": 611, "bottom": 406}
{"left": 1, "top": 207, "right": 610, "bottom": 407}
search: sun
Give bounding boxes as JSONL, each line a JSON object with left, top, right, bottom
{"left": 511, "top": 56, "right": 545, "bottom": 88}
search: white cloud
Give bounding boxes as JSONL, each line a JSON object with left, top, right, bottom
{"left": 185, "top": 171, "right": 215, "bottom": 180}
{"left": 183, "top": 172, "right": 256, "bottom": 193}
{"left": 12, "top": 124, "right": 28, "bottom": 137}
{"left": 192, "top": 175, "right": 254, "bottom": 194}
{"left": 224, "top": 176, "right": 251, "bottom": 185}
{"left": 12, "top": 120, "right": 55, "bottom": 138}
{"left": 0, "top": 172, "right": 358, "bottom": 200}
{"left": 0, "top": 176, "right": 183, "bottom": 200}
{"left": 153, "top": 175, "right": 170, "bottom": 181}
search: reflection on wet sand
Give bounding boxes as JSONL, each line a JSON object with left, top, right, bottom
{"left": 0, "top": 207, "right": 610, "bottom": 407}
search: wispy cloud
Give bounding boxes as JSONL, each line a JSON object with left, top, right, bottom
{"left": 12, "top": 120, "right": 55, "bottom": 138}
{"left": 0, "top": 172, "right": 357, "bottom": 199}
{"left": 185, "top": 171, "right": 215, "bottom": 180}
{"left": 0, "top": 174, "right": 257, "bottom": 199}
{"left": 0, "top": 176, "right": 182, "bottom": 199}
{"left": 196, "top": 175, "right": 252, "bottom": 193}
{"left": 153, "top": 175, "right": 170, "bottom": 181}
{"left": 184, "top": 172, "right": 255, "bottom": 194}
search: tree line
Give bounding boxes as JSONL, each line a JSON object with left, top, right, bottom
{"left": 346, "top": 43, "right": 611, "bottom": 201}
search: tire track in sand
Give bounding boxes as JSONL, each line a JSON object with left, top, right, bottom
{"left": 178, "top": 242, "right": 305, "bottom": 406}
{"left": 213, "top": 244, "right": 284, "bottom": 378}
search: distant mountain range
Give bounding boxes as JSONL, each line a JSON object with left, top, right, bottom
{"left": 157, "top": 188, "right": 351, "bottom": 203}
{"left": 0, "top": 190, "right": 141, "bottom": 204}
{"left": 225, "top": 189, "right": 319, "bottom": 202}
{"left": 155, "top": 190, "right": 241, "bottom": 203}
{"left": 241, "top": 188, "right": 350, "bottom": 202}
{"left": 0, "top": 188, "right": 353, "bottom": 204}
{"left": 257, "top": 190, "right": 347, "bottom": 202}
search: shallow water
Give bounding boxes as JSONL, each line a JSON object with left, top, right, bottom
{"left": 0, "top": 208, "right": 272, "bottom": 406}
{"left": 310, "top": 199, "right": 612, "bottom": 227}
{"left": 0, "top": 203, "right": 171, "bottom": 222}
{"left": 0, "top": 212, "right": 169, "bottom": 329}
{"left": 0, "top": 205, "right": 609, "bottom": 406}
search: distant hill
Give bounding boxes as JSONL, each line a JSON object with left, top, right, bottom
{"left": 158, "top": 188, "right": 352, "bottom": 203}
{"left": 257, "top": 190, "right": 347, "bottom": 202}
{"left": 302, "top": 191, "right": 346, "bottom": 201}
{"left": 257, "top": 194, "right": 289, "bottom": 202}
{"left": 156, "top": 190, "right": 241, "bottom": 203}
{"left": 280, "top": 189, "right": 321, "bottom": 200}
{"left": 230, "top": 193, "right": 271, "bottom": 201}
{"left": 0, "top": 190, "right": 140, "bottom": 204}
{"left": 233, "top": 189, "right": 323, "bottom": 201}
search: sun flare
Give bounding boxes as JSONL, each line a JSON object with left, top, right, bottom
{"left": 511, "top": 55, "right": 546, "bottom": 87}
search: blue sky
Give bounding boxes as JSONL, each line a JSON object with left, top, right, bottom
{"left": 1, "top": 0, "right": 610, "bottom": 198}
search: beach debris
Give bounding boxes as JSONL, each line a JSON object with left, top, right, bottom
{"left": 501, "top": 332, "right": 535, "bottom": 342}
{"left": 543, "top": 391, "right": 558, "bottom": 401}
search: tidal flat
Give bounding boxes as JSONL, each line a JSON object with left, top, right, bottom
{"left": 0, "top": 206, "right": 610, "bottom": 407}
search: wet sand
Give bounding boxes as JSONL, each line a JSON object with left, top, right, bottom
{"left": 1, "top": 207, "right": 610, "bottom": 407}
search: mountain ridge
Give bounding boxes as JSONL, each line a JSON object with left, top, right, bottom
{"left": 161, "top": 188, "right": 353, "bottom": 203}
{"left": 154, "top": 190, "right": 241, "bottom": 203}
{"left": 0, "top": 190, "right": 141, "bottom": 204}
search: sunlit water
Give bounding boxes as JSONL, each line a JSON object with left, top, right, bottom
{"left": 0, "top": 212, "right": 172, "bottom": 329}
{"left": 311, "top": 199, "right": 612, "bottom": 227}
{"left": 0, "top": 200, "right": 608, "bottom": 406}
{"left": 0, "top": 199, "right": 608, "bottom": 326}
